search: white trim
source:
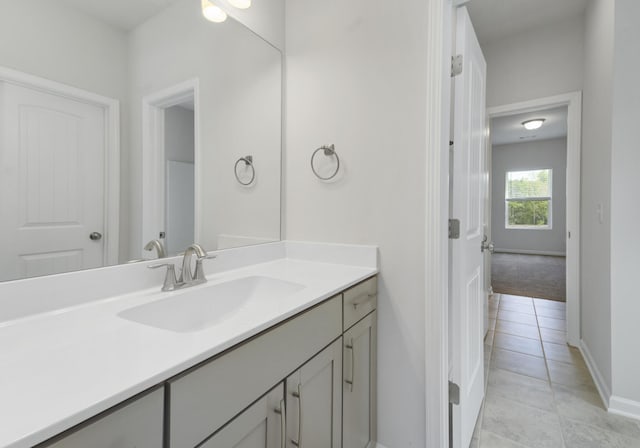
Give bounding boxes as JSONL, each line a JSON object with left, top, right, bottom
{"left": 487, "top": 91, "right": 582, "bottom": 347}
{"left": 0, "top": 66, "right": 120, "bottom": 266}
{"left": 142, "top": 79, "right": 200, "bottom": 257}
{"left": 609, "top": 396, "right": 640, "bottom": 421}
{"left": 579, "top": 339, "right": 612, "bottom": 408}
{"left": 425, "top": 0, "right": 452, "bottom": 447}
{"left": 493, "top": 248, "right": 566, "bottom": 257}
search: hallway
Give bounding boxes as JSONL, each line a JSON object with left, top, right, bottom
{"left": 471, "top": 294, "right": 640, "bottom": 447}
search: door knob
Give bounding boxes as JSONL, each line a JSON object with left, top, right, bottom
{"left": 481, "top": 235, "right": 494, "bottom": 253}
{"left": 89, "top": 232, "right": 103, "bottom": 241}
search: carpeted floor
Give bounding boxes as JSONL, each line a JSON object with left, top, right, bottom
{"left": 491, "top": 253, "right": 566, "bottom": 302}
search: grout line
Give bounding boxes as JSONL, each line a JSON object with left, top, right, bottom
{"left": 535, "top": 298, "right": 569, "bottom": 448}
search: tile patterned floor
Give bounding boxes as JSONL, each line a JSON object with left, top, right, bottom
{"left": 470, "top": 293, "right": 640, "bottom": 448}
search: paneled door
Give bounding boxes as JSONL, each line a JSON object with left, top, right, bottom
{"left": 0, "top": 81, "right": 106, "bottom": 281}
{"left": 200, "top": 385, "right": 284, "bottom": 448}
{"left": 450, "top": 6, "right": 487, "bottom": 448}
{"left": 286, "top": 339, "right": 342, "bottom": 448}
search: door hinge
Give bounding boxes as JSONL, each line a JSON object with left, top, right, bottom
{"left": 449, "top": 219, "right": 460, "bottom": 239}
{"left": 449, "top": 381, "right": 460, "bottom": 405}
{"left": 451, "top": 54, "right": 463, "bottom": 77}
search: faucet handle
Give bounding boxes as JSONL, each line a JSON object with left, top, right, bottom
{"left": 193, "top": 254, "right": 216, "bottom": 283}
{"left": 148, "top": 263, "right": 179, "bottom": 291}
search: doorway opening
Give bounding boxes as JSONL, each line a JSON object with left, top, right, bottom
{"left": 490, "top": 106, "right": 568, "bottom": 302}
{"left": 487, "top": 92, "right": 582, "bottom": 346}
{"left": 141, "top": 79, "right": 200, "bottom": 258}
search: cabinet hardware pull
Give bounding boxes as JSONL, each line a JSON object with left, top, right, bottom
{"left": 291, "top": 384, "right": 302, "bottom": 447}
{"left": 275, "top": 399, "right": 285, "bottom": 448}
{"left": 345, "top": 339, "right": 355, "bottom": 391}
{"left": 352, "top": 293, "right": 376, "bottom": 309}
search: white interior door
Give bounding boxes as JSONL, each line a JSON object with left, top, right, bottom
{"left": 450, "top": 6, "right": 487, "bottom": 448}
{"left": 0, "top": 81, "right": 105, "bottom": 281}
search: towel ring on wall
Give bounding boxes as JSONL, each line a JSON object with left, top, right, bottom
{"left": 311, "top": 144, "right": 340, "bottom": 180}
{"left": 234, "top": 155, "right": 255, "bottom": 186}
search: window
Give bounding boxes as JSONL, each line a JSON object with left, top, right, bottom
{"left": 505, "top": 169, "right": 552, "bottom": 229}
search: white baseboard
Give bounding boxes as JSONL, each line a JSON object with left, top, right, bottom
{"left": 609, "top": 396, "right": 640, "bottom": 421}
{"left": 579, "top": 340, "right": 611, "bottom": 408}
{"left": 494, "top": 248, "right": 566, "bottom": 257}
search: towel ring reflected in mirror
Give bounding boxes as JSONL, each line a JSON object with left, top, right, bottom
{"left": 234, "top": 155, "right": 256, "bottom": 186}
{"left": 311, "top": 144, "right": 340, "bottom": 181}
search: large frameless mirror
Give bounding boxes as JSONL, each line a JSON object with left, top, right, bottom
{"left": 0, "top": 0, "right": 283, "bottom": 282}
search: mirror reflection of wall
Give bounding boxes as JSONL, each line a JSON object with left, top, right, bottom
{"left": 0, "top": 0, "right": 283, "bottom": 282}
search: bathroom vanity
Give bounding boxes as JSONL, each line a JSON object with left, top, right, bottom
{"left": 0, "top": 242, "right": 378, "bottom": 448}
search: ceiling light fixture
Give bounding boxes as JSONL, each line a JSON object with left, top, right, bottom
{"left": 522, "top": 118, "right": 546, "bottom": 130}
{"left": 228, "top": 0, "right": 252, "bottom": 9}
{"left": 202, "top": 0, "right": 227, "bottom": 22}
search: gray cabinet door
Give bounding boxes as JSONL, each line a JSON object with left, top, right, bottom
{"left": 43, "top": 388, "right": 164, "bottom": 448}
{"left": 201, "top": 384, "right": 284, "bottom": 448}
{"left": 286, "top": 339, "right": 342, "bottom": 448}
{"left": 343, "top": 311, "right": 377, "bottom": 448}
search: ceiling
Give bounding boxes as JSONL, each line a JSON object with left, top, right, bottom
{"left": 59, "top": 0, "right": 182, "bottom": 30}
{"left": 466, "top": 0, "right": 589, "bottom": 45}
{"left": 491, "top": 107, "right": 568, "bottom": 146}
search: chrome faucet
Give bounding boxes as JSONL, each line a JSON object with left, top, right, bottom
{"left": 144, "top": 239, "right": 167, "bottom": 259}
{"left": 148, "top": 243, "right": 216, "bottom": 292}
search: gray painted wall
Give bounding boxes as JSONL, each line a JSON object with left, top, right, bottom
{"left": 492, "top": 138, "right": 567, "bottom": 255}
{"left": 482, "top": 14, "right": 584, "bottom": 108}
{"left": 580, "top": 0, "right": 613, "bottom": 397}
{"left": 165, "top": 106, "right": 195, "bottom": 163}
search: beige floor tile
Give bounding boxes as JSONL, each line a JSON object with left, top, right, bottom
{"left": 488, "top": 307, "right": 499, "bottom": 320}
{"left": 553, "top": 383, "right": 640, "bottom": 440}
{"left": 494, "top": 332, "right": 544, "bottom": 357}
{"left": 470, "top": 437, "right": 479, "bottom": 448}
{"left": 499, "top": 300, "right": 536, "bottom": 315}
{"left": 539, "top": 327, "right": 566, "bottom": 344}
{"left": 543, "top": 342, "right": 585, "bottom": 366}
{"left": 492, "top": 348, "right": 548, "bottom": 380}
{"left": 537, "top": 316, "right": 566, "bottom": 331}
{"left": 479, "top": 430, "right": 531, "bottom": 448}
{"left": 487, "top": 368, "right": 554, "bottom": 411}
{"left": 482, "top": 395, "right": 564, "bottom": 448}
{"left": 498, "top": 310, "right": 539, "bottom": 326}
{"left": 501, "top": 294, "right": 535, "bottom": 304}
{"left": 547, "top": 359, "right": 595, "bottom": 388}
{"left": 496, "top": 320, "right": 541, "bottom": 340}
{"left": 534, "top": 306, "right": 566, "bottom": 319}
{"left": 534, "top": 298, "right": 566, "bottom": 310}
{"left": 561, "top": 417, "right": 640, "bottom": 448}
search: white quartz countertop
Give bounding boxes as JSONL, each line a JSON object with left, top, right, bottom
{"left": 0, "top": 258, "right": 377, "bottom": 448}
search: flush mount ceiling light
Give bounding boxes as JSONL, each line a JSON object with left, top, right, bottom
{"left": 202, "top": 0, "right": 227, "bottom": 22}
{"left": 522, "top": 118, "right": 546, "bottom": 130}
{"left": 228, "top": 0, "right": 252, "bottom": 9}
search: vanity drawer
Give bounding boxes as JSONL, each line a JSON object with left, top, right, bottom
{"left": 167, "top": 295, "right": 342, "bottom": 448}
{"left": 343, "top": 276, "right": 377, "bottom": 330}
{"left": 40, "top": 388, "right": 164, "bottom": 448}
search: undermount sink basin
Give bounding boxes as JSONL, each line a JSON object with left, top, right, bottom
{"left": 118, "top": 276, "right": 305, "bottom": 332}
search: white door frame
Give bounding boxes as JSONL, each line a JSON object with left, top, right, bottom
{"left": 0, "top": 66, "right": 120, "bottom": 266}
{"left": 425, "top": 0, "right": 454, "bottom": 447}
{"left": 488, "top": 92, "right": 582, "bottom": 347}
{"left": 141, "top": 79, "right": 200, "bottom": 256}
